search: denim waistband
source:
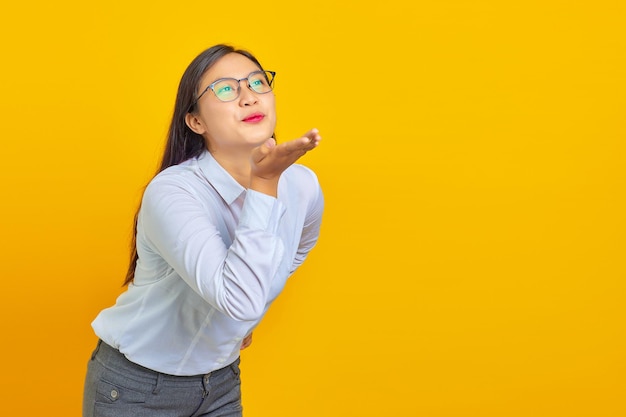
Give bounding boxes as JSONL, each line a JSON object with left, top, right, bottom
{"left": 92, "top": 339, "right": 238, "bottom": 387}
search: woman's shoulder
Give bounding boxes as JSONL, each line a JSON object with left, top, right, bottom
{"left": 143, "top": 159, "right": 202, "bottom": 199}
{"left": 151, "top": 158, "right": 200, "bottom": 183}
{"left": 282, "top": 164, "right": 324, "bottom": 218}
{"left": 284, "top": 163, "right": 319, "bottom": 183}
{"left": 282, "top": 164, "right": 323, "bottom": 206}
{"left": 283, "top": 164, "right": 321, "bottom": 190}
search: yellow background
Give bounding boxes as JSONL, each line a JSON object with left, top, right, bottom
{"left": 1, "top": 1, "right": 624, "bottom": 416}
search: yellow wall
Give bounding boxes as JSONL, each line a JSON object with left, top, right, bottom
{"left": 1, "top": 1, "right": 624, "bottom": 416}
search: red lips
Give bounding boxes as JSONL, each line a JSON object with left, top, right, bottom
{"left": 242, "top": 112, "right": 265, "bottom": 123}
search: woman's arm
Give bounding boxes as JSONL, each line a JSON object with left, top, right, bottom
{"left": 140, "top": 179, "right": 286, "bottom": 322}
{"left": 290, "top": 170, "right": 324, "bottom": 274}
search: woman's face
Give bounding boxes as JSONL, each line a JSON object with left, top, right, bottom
{"left": 187, "top": 53, "right": 276, "bottom": 154}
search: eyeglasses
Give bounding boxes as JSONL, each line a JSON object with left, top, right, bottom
{"left": 190, "top": 70, "right": 276, "bottom": 109}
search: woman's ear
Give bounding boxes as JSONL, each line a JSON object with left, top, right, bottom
{"left": 185, "top": 112, "right": 206, "bottom": 135}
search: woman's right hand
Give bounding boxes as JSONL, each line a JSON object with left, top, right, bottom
{"left": 249, "top": 128, "right": 321, "bottom": 196}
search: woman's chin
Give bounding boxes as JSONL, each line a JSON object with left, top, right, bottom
{"left": 246, "top": 132, "right": 274, "bottom": 147}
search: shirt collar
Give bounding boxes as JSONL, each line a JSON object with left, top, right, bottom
{"left": 196, "top": 150, "right": 246, "bottom": 205}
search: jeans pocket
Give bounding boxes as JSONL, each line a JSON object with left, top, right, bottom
{"left": 95, "top": 379, "right": 146, "bottom": 405}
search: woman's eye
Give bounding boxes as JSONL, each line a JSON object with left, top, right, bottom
{"left": 217, "top": 85, "right": 233, "bottom": 94}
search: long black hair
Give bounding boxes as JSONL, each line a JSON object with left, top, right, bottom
{"left": 123, "top": 44, "right": 266, "bottom": 286}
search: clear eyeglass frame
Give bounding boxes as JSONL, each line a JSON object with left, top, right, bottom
{"left": 189, "top": 70, "right": 276, "bottom": 110}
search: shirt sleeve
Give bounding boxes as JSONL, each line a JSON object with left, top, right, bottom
{"left": 139, "top": 178, "right": 286, "bottom": 322}
{"left": 289, "top": 169, "right": 324, "bottom": 275}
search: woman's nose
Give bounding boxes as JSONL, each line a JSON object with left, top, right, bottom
{"left": 238, "top": 83, "right": 258, "bottom": 106}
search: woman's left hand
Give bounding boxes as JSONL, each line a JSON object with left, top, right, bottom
{"left": 240, "top": 333, "right": 253, "bottom": 350}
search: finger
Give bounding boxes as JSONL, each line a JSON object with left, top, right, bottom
{"left": 240, "top": 334, "right": 253, "bottom": 350}
{"left": 280, "top": 131, "right": 321, "bottom": 154}
{"left": 276, "top": 138, "right": 309, "bottom": 154}
{"left": 250, "top": 138, "right": 277, "bottom": 164}
{"left": 303, "top": 128, "right": 322, "bottom": 146}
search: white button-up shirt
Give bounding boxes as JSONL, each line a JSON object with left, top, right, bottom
{"left": 92, "top": 150, "right": 324, "bottom": 375}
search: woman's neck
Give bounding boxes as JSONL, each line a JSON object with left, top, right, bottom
{"left": 210, "top": 149, "right": 252, "bottom": 188}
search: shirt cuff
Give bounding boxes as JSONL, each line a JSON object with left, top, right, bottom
{"left": 239, "top": 190, "right": 286, "bottom": 234}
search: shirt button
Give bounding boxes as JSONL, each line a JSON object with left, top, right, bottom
{"left": 110, "top": 389, "right": 118, "bottom": 399}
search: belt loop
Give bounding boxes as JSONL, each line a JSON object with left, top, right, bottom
{"left": 90, "top": 339, "right": 103, "bottom": 360}
{"left": 202, "top": 372, "right": 211, "bottom": 394}
{"left": 153, "top": 372, "right": 164, "bottom": 395}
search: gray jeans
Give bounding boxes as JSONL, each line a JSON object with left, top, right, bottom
{"left": 83, "top": 340, "right": 243, "bottom": 417}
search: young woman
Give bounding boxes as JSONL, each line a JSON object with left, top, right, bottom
{"left": 83, "top": 44, "right": 323, "bottom": 417}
